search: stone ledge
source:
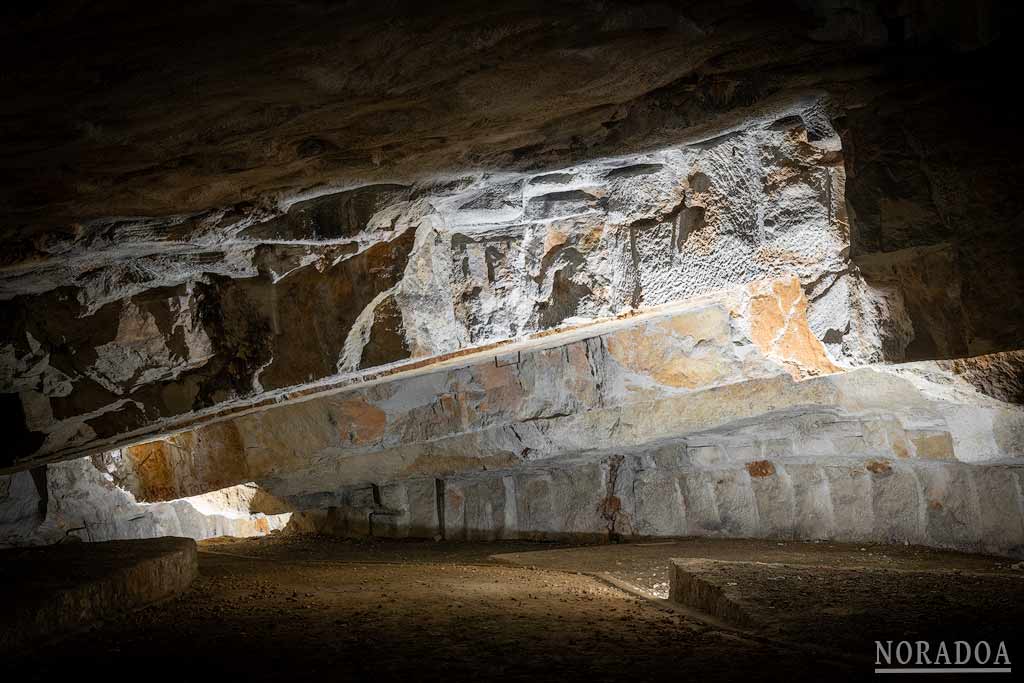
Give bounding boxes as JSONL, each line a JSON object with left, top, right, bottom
{"left": 0, "top": 537, "right": 197, "bottom": 653}
{"left": 668, "top": 557, "right": 1024, "bottom": 653}
{"left": 669, "top": 558, "right": 762, "bottom": 628}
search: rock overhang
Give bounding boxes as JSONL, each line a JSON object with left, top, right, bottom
{"left": 1, "top": 0, "right": 1023, "bottom": 554}
{"left": 2, "top": 107, "right": 862, "bottom": 469}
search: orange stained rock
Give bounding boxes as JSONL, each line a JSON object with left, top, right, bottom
{"left": 910, "top": 431, "right": 955, "bottom": 460}
{"left": 746, "top": 277, "right": 841, "bottom": 380}
{"left": 124, "top": 440, "right": 178, "bottom": 501}
{"left": 604, "top": 308, "right": 736, "bottom": 390}
{"left": 745, "top": 460, "right": 776, "bottom": 477}
{"left": 865, "top": 459, "right": 892, "bottom": 475}
{"left": 333, "top": 397, "right": 387, "bottom": 446}
{"left": 542, "top": 226, "right": 570, "bottom": 254}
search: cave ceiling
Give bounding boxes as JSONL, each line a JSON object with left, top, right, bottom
{"left": 1, "top": 0, "right": 1022, "bottom": 474}
{"left": 0, "top": 1, "right": 1004, "bottom": 247}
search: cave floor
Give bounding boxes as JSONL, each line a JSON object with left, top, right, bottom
{"left": 4, "top": 536, "right": 1022, "bottom": 681}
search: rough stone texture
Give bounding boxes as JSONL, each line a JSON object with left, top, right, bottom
{"left": 1, "top": 1, "right": 1005, "bottom": 235}
{"left": 1, "top": 111, "right": 874, "bottom": 470}
{"left": 0, "top": 226, "right": 418, "bottom": 469}
{"left": 936, "top": 351, "right": 1024, "bottom": 405}
{"left": 670, "top": 559, "right": 760, "bottom": 628}
{"left": 3, "top": 273, "right": 1022, "bottom": 555}
{"left": 0, "top": 461, "right": 291, "bottom": 547}
{"left": 0, "top": 2, "right": 1022, "bottom": 557}
{"left": 0, "top": 537, "right": 197, "bottom": 653}
{"left": 842, "top": 71, "right": 1024, "bottom": 358}
{"left": 93, "top": 426, "right": 252, "bottom": 502}
{"left": 608, "top": 454, "right": 1017, "bottom": 555}
{"left": 279, "top": 451, "right": 1024, "bottom": 558}
{"left": 3, "top": 2, "right": 1023, "bottom": 473}
{"left": 4, "top": 276, "right": 1018, "bottom": 556}
{"left": 98, "top": 277, "right": 1020, "bottom": 503}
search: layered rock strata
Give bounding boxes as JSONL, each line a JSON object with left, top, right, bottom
{"left": 3, "top": 276, "right": 1021, "bottom": 554}
{"left": 0, "top": 462, "right": 290, "bottom": 547}
{"left": 3, "top": 111, "right": 864, "bottom": 468}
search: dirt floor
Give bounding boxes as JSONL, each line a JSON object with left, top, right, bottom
{"left": 4, "top": 535, "right": 1022, "bottom": 681}
{"left": 493, "top": 537, "right": 1020, "bottom": 598}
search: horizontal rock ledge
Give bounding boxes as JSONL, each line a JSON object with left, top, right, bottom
{"left": 0, "top": 537, "right": 197, "bottom": 653}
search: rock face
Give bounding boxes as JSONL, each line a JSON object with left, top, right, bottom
{"left": 285, "top": 454, "right": 1024, "bottom": 559}
{"left": 842, "top": 79, "right": 1024, "bottom": 358}
{"left": 0, "top": 2, "right": 1022, "bottom": 553}
{"left": 0, "top": 3, "right": 984, "bottom": 228}
{"left": 0, "top": 110, "right": 921, "bottom": 469}
{"left": 3, "top": 275, "right": 1022, "bottom": 555}
{"left": 0, "top": 461, "right": 290, "bottom": 547}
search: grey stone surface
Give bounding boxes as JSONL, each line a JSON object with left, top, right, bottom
{"left": 0, "top": 537, "right": 197, "bottom": 653}
{"left": 748, "top": 464, "right": 797, "bottom": 539}
{"left": 376, "top": 454, "right": 1024, "bottom": 557}
{"left": 0, "top": 458, "right": 290, "bottom": 547}
{"left": 0, "top": 3, "right": 1021, "bottom": 567}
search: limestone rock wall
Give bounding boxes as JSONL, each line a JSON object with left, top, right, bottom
{"left": 2, "top": 1, "right": 1022, "bottom": 556}
{"left": 0, "top": 461, "right": 290, "bottom": 547}
{"left": 6, "top": 433, "right": 1022, "bottom": 557}
{"left": 3, "top": 271, "right": 1021, "bottom": 554}
{"left": 50, "top": 277, "right": 1021, "bottom": 548}
{"left": 2, "top": 109, "right": 871, "bottom": 469}
{"left": 379, "top": 453, "right": 1024, "bottom": 558}
{"left": 277, "top": 350, "right": 1024, "bottom": 557}
{"left": 3, "top": 89, "right": 1021, "bottom": 475}
{"left": 841, "top": 70, "right": 1024, "bottom": 360}
{"left": 83, "top": 278, "right": 842, "bottom": 501}
{"left": 395, "top": 113, "right": 857, "bottom": 360}
{"left": 936, "top": 351, "right": 1024, "bottom": 406}
{"left": 0, "top": 226, "right": 419, "bottom": 469}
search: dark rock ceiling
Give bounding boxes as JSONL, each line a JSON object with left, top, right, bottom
{"left": 0, "top": 0, "right": 1011, "bottom": 253}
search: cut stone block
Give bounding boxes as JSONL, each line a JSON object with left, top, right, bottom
{"left": 0, "top": 537, "right": 197, "bottom": 653}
